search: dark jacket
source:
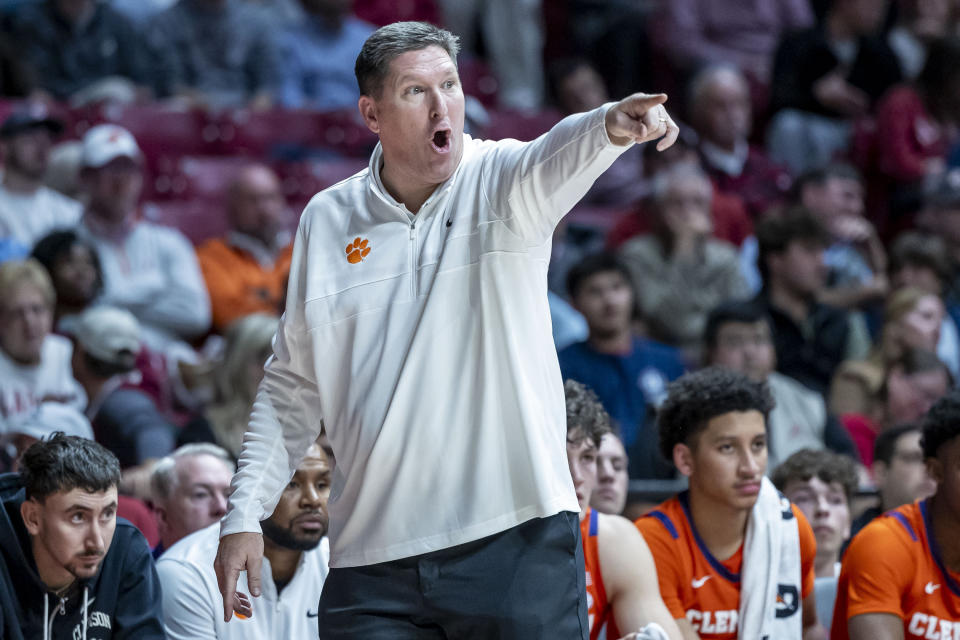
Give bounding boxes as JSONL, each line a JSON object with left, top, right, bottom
{"left": 0, "top": 473, "right": 164, "bottom": 639}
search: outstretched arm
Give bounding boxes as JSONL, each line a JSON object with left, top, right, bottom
{"left": 599, "top": 514, "right": 685, "bottom": 640}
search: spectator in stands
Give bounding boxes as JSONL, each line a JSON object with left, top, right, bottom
{"left": 754, "top": 207, "right": 871, "bottom": 396}
{"left": 147, "top": 0, "right": 281, "bottom": 109}
{"left": 887, "top": 231, "right": 960, "bottom": 378}
{"left": 0, "top": 402, "right": 93, "bottom": 472}
{"left": 179, "top": 313, "right": 278, "bottom": 459}
{"left": 275, "top": 0, "right": 374, "bottom": 110}
{"left": 158, "top": 442, "right": 328, "bottom": 638}
{"left": 796, "top": 163, "right": 889, "bottom": 310}
{"left": 768, "top": 0, "right": 902, "bottom": 173}
{"left": 549, "top": 58, "right": 647, "bottom": 207}
{"left": 30, "top": 230, "right": 102, "bottom": 330}
{"left": 437, "top": 0, "right": 544, "bottom": 110}
{"left": 773, "top": 448, "right": 858, "bottom": 578}
{"left": 150, "top": 442, "right": 235, "bottom": 557}
{"left": 70, "top": 306, "right": 175, "bottom": 468}
{"left": 0, "top": 105, "right": 82, "bottom": 250}
{"left": 920, "top": 171, "right": 960, "bottom": 308}
{"left": 197, "top": 165, "right": 291, "bottom": 333}
{"left": 688, "top": 65, "right": 793, "bottom": 219}
{"left": 77, "top": 124, "right": 211, "bottom": 360}
{"left": 831, "top": 286, "right": 945, "bottom": 418}
{"left": 9, "top": 0, "right": 155, "bottom": 103}
{"left": 651, "top": 0, "right": 814, "bottom": 88}
{"left": 831, "top": 389, "right": 960, "bottom": 639}
{"left": 850, "top": 423, "right": 935, "bottom": 536}
{"left": 0, "top": 433, "right": 164, "bottom": 639}
{"left": 0, "top": 259, "right": 85, "bottom": 421}
{"left": 842, "top": 348, "right": 950, "bottom": 466}
{"left": 871, "top": 37, "right": 960, "bottom": 205}
{"left": 558, "top": 252, "right": 686, "bottom": 480}
{"left": 618, "top": 164, "right": 749, "bottom": 356}
{"left": 887, "top": 0, "right": 959, "bottom": 79}
{"left": 591, "top": 431, "right": 630, "bottom": 516}
{"left": 606, "top": 127, "right": 754, "bottom": 251}
{"left": 636, "top": 367, "right": 822, "bottom": 638}
{"left": 705, "top": 301, "right": 859, "bottom": 470}
{"left": 563, "top": 379, "right": 684, "bottom": 640}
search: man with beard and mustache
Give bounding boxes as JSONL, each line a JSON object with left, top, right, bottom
{"left": 0, "top": 105, "right": 82, "bottom": 249}
{"left": 0, "top": 432, "right": 165, "bottom": 639}
{"left": 157, "top": 443, "right": 331, "bottom": 639}
{"left": 559, "top": 251, "right": 687, "bottom": 480}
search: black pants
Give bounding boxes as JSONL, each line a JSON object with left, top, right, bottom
{"left": 317, "top": 511, "right": 588, "bottom": 639}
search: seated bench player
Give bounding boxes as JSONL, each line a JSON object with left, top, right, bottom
{"left": 635, "top": 367, "right": 824, "bottom": 639}
{"left": 832, "top": 388, "right": 960, "bottom": 639}
{"left": 564, "top": 379, "right": 684, "bottom": 640}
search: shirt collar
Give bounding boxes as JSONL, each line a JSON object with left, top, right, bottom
{"left": 700, "top": 139, "right": 749, "bottom": 177}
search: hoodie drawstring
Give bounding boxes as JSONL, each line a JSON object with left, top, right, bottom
{"left": 82, "top": 586, "right": 89, "bottom": 640}
{"left": 43, "top": 593, "right": 48, "bottom": 640}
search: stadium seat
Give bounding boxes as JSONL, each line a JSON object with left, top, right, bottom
{"left": 141, "top": 199, "right": 229, "bottom": 246}
{"left": 215, "top": 108, "right": 377, "bottom": 160}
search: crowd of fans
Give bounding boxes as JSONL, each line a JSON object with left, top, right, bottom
{"left": 0, "top": 0, "right": 960, "bottom": 637}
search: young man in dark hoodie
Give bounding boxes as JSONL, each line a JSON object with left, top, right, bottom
{"left": 0, "top": 432, "right": 164, "bottom": 639}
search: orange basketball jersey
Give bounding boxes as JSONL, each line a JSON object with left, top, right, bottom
{"left": 582, "top": 508, "right": 611, "bottom": 640}
{"left": 832, "top": 500, "right": 960, "bottom": 639}
{"left": 636, "top": 492, "right": 816, "bottom": 639}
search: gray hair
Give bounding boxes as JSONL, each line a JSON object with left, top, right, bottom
{"left": 150, "top": 442, "right": 235, "bottom": 503}
{"left": 355, "top": 21, "right": 460, "bottom": 97}
{"left": 650, "top": 163, "right": 713, "bottom": 206}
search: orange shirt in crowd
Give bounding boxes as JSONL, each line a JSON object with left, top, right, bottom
{"left": 832, "top": 500, "right": 960, "bottom": 639}
{"left": 636, "top": 492, "right": 816, "bottom": 639}
{"left": 582, "top": 507, "right": 611, "bottom": 640}
{"left": 196, "top": 238, "right": 292, "bottom": 331}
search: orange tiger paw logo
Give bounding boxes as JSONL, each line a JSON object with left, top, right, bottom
{"left": 345, "top": 237, "right": 371, "bottom": 264}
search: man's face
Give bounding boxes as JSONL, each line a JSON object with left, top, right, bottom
{"left": 567, "top": 434, "right": 599, "bottom": 514}
{"left": 591, "top": 433, "right": 628, "bottom": 515}
{"left": 52, "top": 242, "right": 99, "bottom": 307}
{"left": 927, "top": 435, "right": 960, "bottom": 521}
{"left": 773, "top": 240, "right": 828, "bottom": 298}
{"left": 261, "top": 447, "right": 331, "bottom": 550}
{"left": 229, "top": 167, "right": 286, "bottom": 245}
{"left": 804, "top": 177, "right": 865, "bottom": 221}
{"left": 658, "top": 174, "right": 713, "bottom": 239}
{"left": 877, "top": 430, "right": 936, "bottom": 508}
{"left": 783, "top": 476, "right": 851, "bottom": 563}
{"left": 572, "top": 271, "right": 633, "bottom": 339}
{"left": 557, "top": 64, "right": 609, "bottom": 115}
{"left": 358, "top": 46, "right": 465, "bottom": 199}
{"left": 22, "top": 487, "right": 117, "bottom": 587}
{"left": 696, "top": 72, "right": 751, "bottom": 150}
{"left": 0, "top": 283, "right": 52, "bottom": 365}
{"left": 2, "top": 127, "right": 54, "bottom": 180}
{"left": 709, "top": 321, "right": 776, "bottom": 383}
{"left": 678, "top": 410, "right": 767, "bottom": 513}
{"left": 83, "top": 157, "right": 143, "bottom": 224}
{"left": 885, "top": 366, "right": 949, "bottom": 426}
{"left": 157, "top": 454, "right": 233, "bottom": 547}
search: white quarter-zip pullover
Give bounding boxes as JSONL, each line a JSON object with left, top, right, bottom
{"left": 221, "top": 104, "right": 632, "bottom": 567}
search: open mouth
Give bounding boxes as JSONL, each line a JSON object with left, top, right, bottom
{"left": 430, "top": 129, "right": 451, "bottom": 153}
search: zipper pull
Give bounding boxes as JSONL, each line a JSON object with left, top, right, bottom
{"left": 409, "top": 223, "right": 415, "bottom": 240}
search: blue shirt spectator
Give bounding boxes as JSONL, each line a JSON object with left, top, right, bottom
{"left": 276, "top": 4, "right": 373, "bottom": 110}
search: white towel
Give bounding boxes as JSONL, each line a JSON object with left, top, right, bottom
{"left": 738, "top": 477, "right": 803, "bottom": 640}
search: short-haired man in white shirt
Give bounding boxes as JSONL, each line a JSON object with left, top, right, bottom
{"left": 0, "top": 104, "right": 82, "bottom": 249}
{"left": 215, "top": 20, "right": 678, "bottom": 638}
{"left": 158, "top": 443, "right": 331, "bottom": 639}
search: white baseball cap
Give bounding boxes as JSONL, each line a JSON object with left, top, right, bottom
{"left": 6, "top": 403, "right": 95, "bottom": 441}
{"left": 74, "top": 306, "right": 142, "bottom": 367}
{"left": 81, "top": 123, "right": 143, "bottom": 168}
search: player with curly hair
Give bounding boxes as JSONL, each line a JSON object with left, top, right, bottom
{"left": 832, "top": 388, "right": 960, "bottom": 639}
{"left": 635, "top": 367, "right": 823, "bottom": 640}
{"left": 563, "top": 380, "right": 683, "bottom": 640}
